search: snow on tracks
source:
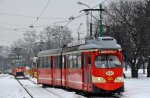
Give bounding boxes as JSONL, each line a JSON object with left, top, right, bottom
{"left": 28, "top": 79, "right": 83, "bottom": 98}
{"left": 0, "top": 74, "right": 31, "bottom": 98}
{"left": 17, "top": 78, "right": 63, "bottom": 98}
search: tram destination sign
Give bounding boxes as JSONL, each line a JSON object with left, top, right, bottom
{"left": 67, "top": 39, "right": 86, "bottom": 47}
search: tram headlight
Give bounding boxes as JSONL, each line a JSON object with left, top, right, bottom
{"left": 114, "top": 76, "right": 124, "bottom": 82}
{"left": 92, "top": 76, "right": 106, "bottom": 83}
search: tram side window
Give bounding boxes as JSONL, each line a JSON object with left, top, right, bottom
{"left": 39, "top": 57, "right": 42, "bottom": 68}
{"left": 55, "top": 56, "right": 58, "bottom": 68}
{"left": 55, "top": 56, "right": 61, "bottom": 68}
{"left": 83, "top": 54, "right": 86, "bottom": 68}
{"left": 47, "top": 57, "right": 51, "bottom": 68}
{"left": 58, "top": 56, "right": 61, "bottom": 68}
{"left": 72, "top": 54, "right": 78, "bottom": 68}
{"left": 42, "top": 57, "right": 47, "bottom": 68}
{"left": 62, "top": 55, "right": 65, "bottom": 69}
{"left": 46, "top": 57, "right": 48, "bottom": 68}
{"left": 77, "top": 53, "right": 81, "bottom": 68}
{"left": 42, "top": 57, "right": 44, "bottom": 68}
{"left": 69, "top": 54, "right": 73, "bottom": 68}
{"left": 66, "top": 55, "right": 70, "bottom": 68}
{"left": 52, "top": 57, "right": 55, "bottom": 67}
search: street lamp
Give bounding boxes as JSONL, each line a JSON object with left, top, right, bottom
{"left": 77, "top": 2, "right": 90, "bottom": 8}
{"left": 78, "top": 23, "right": 83, "bottom": 40}
{"left": 78, "top": 1, "right": 106, "bottom": 37}
{"left": 78, "top": 2, "right": 92, "bottom": 38}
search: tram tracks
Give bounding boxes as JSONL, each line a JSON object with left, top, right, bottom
{"left": 17, "top": 77, "right": 122, "bottom": 98}
{"left": 16, "top": 78, "right": 65, "bottom": 98}
{"left": 84, "top": 92, "right": 122, "bottom": 98}
{"left": 28, "top": 79, "right": 63, "bottom": 98}
{"left": 28, "top": 79, "right": 66, "bottom": 98}
{"left": 28, "top": 78, "right": 84, "bottom": 98}
{"left": 28, "top": 78, "right": 122, "bottom": 98}
{"left": 16, "top": 78, "right": 34, "bottom": 98}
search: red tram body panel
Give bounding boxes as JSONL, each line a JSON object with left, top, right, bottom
{"left": 53, "top": 68, "right": 61, "bottom": 86}
{"left": 38, "top": 68, "right": 53, "bottom": 85}
{"left": 37, "top": 37, "right": 124, "bottom": 95}
{"left": 67, "top": 69, "right": 83, "bottom": 90}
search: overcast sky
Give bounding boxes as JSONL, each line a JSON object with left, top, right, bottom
{"left": 0, "top": 0, "right": 108, "bottom": 46}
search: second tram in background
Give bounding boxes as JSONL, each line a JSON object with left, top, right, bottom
{"left": 12, "top": 59, "right": 26, "bottom": 78}
{"left": 37, "top": 37, "right": 124, "bottom": 95}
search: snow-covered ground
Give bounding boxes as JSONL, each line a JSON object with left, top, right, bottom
{"left": 123, "top": 69, "right": 150, "bottom": 98}
{"left": 0, "top": 69, "right": 150, "bottom": 98}
{"left": 0, "top": 74, "right": 31, "bottom": 98}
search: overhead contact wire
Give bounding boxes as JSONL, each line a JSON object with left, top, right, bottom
{"left": 32, "top": 0, "right": 52, "bottom": 26}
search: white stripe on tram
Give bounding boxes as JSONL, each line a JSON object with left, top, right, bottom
{"left": 68, "top": 80, "right": 83, "bottom": 84}
{"left": 39, "top": 78, "right": 82, "bottom": 84}
{"left": 39, "top": 78, "right": 52, "bottom": 80}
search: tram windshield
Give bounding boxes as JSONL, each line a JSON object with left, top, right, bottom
{"left": 95, "top": 55, "right": 121, "bottom": 68}
{"left": 15, "top": 62, "right": 25, "bottom": 67}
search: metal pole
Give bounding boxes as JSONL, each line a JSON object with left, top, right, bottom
{"left": 85, "top": 11, "right": 89, "bottom": 38}
{"left": 99, "top": 4, "right": 103, "bottom": 37}
{"left": 77, "top": 2, "right": 93, "bottom": 38}
{"left": 90, "top": 11, "right": 92, "bottom": 38}
{"left": 78, "top": 2, "right": 104, "bottom": 37}
{"left": 78, "top": 23, "right": 83, "bottom": 40}
{"left": 18, "top": 54, "right": 19, "bottom": 59}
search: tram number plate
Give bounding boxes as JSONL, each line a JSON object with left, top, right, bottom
{"left": 108, "top": 77, "right": 113, "bottom": 80}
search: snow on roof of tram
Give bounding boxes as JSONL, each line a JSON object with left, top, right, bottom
{"left": 38, "top": 48, "right": 62, "bottom": 57}
{"left": 12, "top": 59, "right": 25, "bottom": 63}
{"left": 78, "top": 36, "right": 121, "bottom": 50}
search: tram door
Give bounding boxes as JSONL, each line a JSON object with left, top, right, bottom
{"left": 52, "top": 56, "right": 56, "bottom": 85}
{"left": 62, "top": 55, "right": 67, "bottom": 87}
{"left": 83, "top": 53, "right": 92, "bottom": 92}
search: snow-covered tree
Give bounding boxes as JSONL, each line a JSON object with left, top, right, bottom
{"left": 102, "top": 0, "right": 150, "bottom": 78}
{"left": 39, "top": 25, "right": 72, "bottom": 49}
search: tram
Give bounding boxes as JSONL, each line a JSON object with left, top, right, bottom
{"left": 37, "top": 37, "right": 124, "bottom": 94}
{"left": 12, "top": 59, "right": 26, "bottom": 77}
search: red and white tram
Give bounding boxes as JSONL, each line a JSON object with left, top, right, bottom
{"left": 12, "top": 59, "right": 26, "bottom": 77}
{"left": 37, "top": 37, "right": 124, "bottom": 94}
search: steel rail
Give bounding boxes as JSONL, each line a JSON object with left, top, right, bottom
{"left": 28, "top": 78, "right": 65, "bottom": 98}
{"left": 16, "top": 78, "right": 34, "bottom": 98}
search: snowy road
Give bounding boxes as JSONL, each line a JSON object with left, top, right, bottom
{"left": 0, "top": 74, "right": 85, "bottom": 98}
{"left": 18, "top": 78, "right": 86, "bottom": 98}
{"left": 18, "top": 79, "right": 62, "bottom": 98}
{"left": 1, "top": 72, "right": 150, "bottom": 98}
{"left": 0, "top": 74, "right": 31, "bottom": 98}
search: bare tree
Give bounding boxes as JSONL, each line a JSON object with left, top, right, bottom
{"left": 39, "top": 25, "right": 72, "bottom": 49}
{"left": 11, "top": 30, "right": 38, "bottom": 67}
{"left": 10, "top": 25, "right": 72, "bottom": 67}
{"left": 100, "top": 0, "right": 150, "bottom": 78}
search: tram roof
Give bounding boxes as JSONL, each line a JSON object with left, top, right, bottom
{"left": 79, "top": 37, "right": 121, "bottom": 50}
{"left": 12, "top": 59, "right": 25, "bottom": 63}
{"left": 63, "top": 37, "right": 121, "bottom": 53}
{"left": 38, "top": 48, "right": 62, "bottom": 57}
{"left": 38, "top": 37, "right": 121, "bottom": 56}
